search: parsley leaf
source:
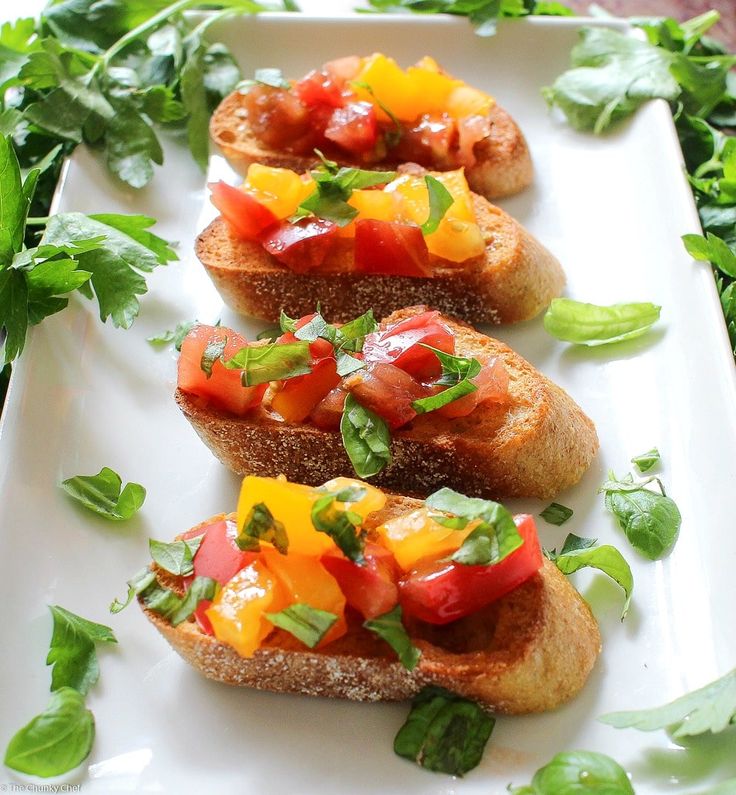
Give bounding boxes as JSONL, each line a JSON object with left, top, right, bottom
{"left": 544, "top": 298, "right": 661, "bottom": 346}
{"left": 509, "top": 750, "right": 634, "bottom": 794}
{"left": 340, "top": 393, "right": 392, "bottom": 479}
{"left": 148, "top": 534, "right": 204, "bottom": 576}
{"left": 265, "top": 603, "right": 337, "bottom": 648}
{"left": 539, "top": 502, "right": 573, "bottom": 525}
{"left": 364, "top": 606, "right": 420, "bottom": 670}
{"left": 60, "top": 466, "right": 146, "bottom": 521}
{"left": 147, "top": 319, "right": 195, "bottom": 350}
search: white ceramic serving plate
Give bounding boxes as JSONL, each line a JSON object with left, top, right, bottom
{"left": 2, "top": 12, "right": 736, "bottom": 794}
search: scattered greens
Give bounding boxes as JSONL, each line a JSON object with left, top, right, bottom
{"left": 394, "top": 686, "right": 495, "bottom": 776}
{"left": 539, "top": 502, "right": 573, "bottom": 526}
{"left": 148, "top": 319, "right": 196, "bottom": 350}
{"left": 238, "top": 502, "right": 288, "bottom": 554}
{"left": 543, "top": 298, "right": 661, "bottom": 347}
{"left": 546, "top": 534, "right": 634, "bottom": 619}
{"left": 223, "top": 340, "right": 312, "bottom": 386}
{"left": 60, "top": 466, "right": 146, "bottom": 521}
{"left": 364, "top": 605, "right": 421, "bottom": 670}
{"left": 509, "top": 750, "right": 634, "bottom": 794}
{"left": 340, "top": 393, "right": 392, "bottom": 479}
{"left": 311, "top": 483, "right": 367, "bottom": 562}
{"left": 631, "top": 447, "right": 660, "bottom": 473}
{"left": 600, "top": 472, "right": 681, "bottom": 560}
{"left": 148, "top": 534, "right": 204, "bottom": 576}
{"left": 601, "top": 667, "right": 736, "bottom": 739}
{"left": 265, "top": 603, "right": 338, "bottom": 648}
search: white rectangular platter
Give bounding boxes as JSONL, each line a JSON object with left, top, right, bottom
{"left": 2, "top": 12, "right": 736, "bottom": 794}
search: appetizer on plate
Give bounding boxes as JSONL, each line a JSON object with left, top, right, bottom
{"left": 140, "top": 475, "right": 601, "bottom": 713}
{"left": 175, "top": 306, "right": 598, "bottom": 499}
{"left": 211, "top": 53, "right": 532, "bottom": 200}
{"left": 198, "top": 163, "right": 563, "bottom": 324}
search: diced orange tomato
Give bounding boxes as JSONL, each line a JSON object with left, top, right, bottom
{"left": 242, "top": 164, "right": 315, "bottom": 220}
{"left": 270, "top": 357, "right": 341, "bottom": 423}
{"left": 352, "top": 54, "right": 416, "bottom": 122}
{"left": 446, "top": 85, "right": 494, "bottom": 118}
{"left": 321, "top": 477, "right": 387, "bottom": 517}
{"left": 336, "top": 189, "right": 395, "bottom": 238}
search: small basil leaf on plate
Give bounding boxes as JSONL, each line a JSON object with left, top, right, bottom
{"left": 223, "top": 340, "right": 312, "bottom": 386}
{"left": 60, "top": 467, "right": 145, "bottom": 521}
{"left": 420, "top": 175, "right": 454, "bottom": 235}
{"left": 340, "top": 393, "right": 392, "bottom": 479}
{"left": 631, "top": 447, "right": 660, "bottom": 472}
{"left": 47, "top": 606, "right": 117, "bottom": 696}
{"left": 3, "top": 687, "right": 95, "bottom": 777}
{"left": 311, "top": 489, "right": 366, "bottom": 563}
{"left": 364, "top": 605, "right": 420, "bottom": 671}
{"left": 508, "top": 750, "right": 634, "bottom": 794}
{"left": 265, "top": 603, "right": 337, "bottom": 648}
{"left": 394, "top": 686, "right": 495, "bottom": 776}
{"left": 539, "top": 502, "right": 573, "bottom": 525}
{"left": 543, "top": 298, "right": 661, "bottom": 346}
{"left": 600, "top": 667, "right": 736, "bottom": 739}
{"left": 238, "top": 502, "right": 288, "bottom": 554}
{"left": 148, "top": 533, "right": 204, "bottom": 576}
{"left": 147, "top": 319, "right": 195, "bottom": 350}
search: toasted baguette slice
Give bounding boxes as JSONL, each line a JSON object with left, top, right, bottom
{"left": 212, "top": 93, "right": 532, "bottom": 200}
{"left": 196, "top": 192, "right": 564, "bottom": 324}
{"left": 175, "top": 307, "right": 598, "bottom": 499}
{"left": 142, "top": 495, "right": 601, "bottom": 714}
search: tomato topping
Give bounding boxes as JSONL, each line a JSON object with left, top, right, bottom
{"left": 178, "top": 325, "right": 267, "bottom": 416}
{"left": 457, "top": 114, "right": 492, "bottom": 168}
{"left": 310, "top": 386, "right": 347, "bottom": 430}
{"left": 321, "top": 543, "right": 400, "bottom": 620}
{"left": 353, "top": 219, "right": 431, "bottom": 278}
{"left": 293, "top": 69, "right": 345, "bottom": 109}
{"left": 362, "top": 310, "right": 455, "bottom": 380}
{"left": 436, "top": 355, "right": 509, "bottom": 418}
{"left": 393, "top": 113, "right": 456, "bottom": 166}
{"left": 270, "top": 357, "right": 341, "bottom": 423}
{"left": 209, "top": 181, "right": 278, "bottom": 242}
{"left": 343, "top": 362, "right": 429, "bottom": 429}
{"left": 398, "top": 514, "right": 543, "bottom": 625}
{"left": 261, "top": 218, "right": 338, "bottom": 273}
{"left": 243, "top": 84, "right": 312, "bottom": 151}
{"left": 277, "top": 313, "right": 335, "bottom": 361}
{"left": 325, "top": 101, "right": 378, "bottom": 153}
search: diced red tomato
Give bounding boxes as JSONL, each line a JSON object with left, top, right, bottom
{"left": 178, "top": 325, "right": 267, "bottom": 416}
{"left": 325, "top": 101, "right": 378, "bottom": 153}
{"left": 293, "top": 69, "right": 345, "bottom": 109}
{"left": 354, "top": 220, "right": 431, "bottom": 278}
{"left": 310, "top": 387, "right": 347, "bottom": 430}
{"left": 323, "top": 56, "right": 362, "bottom": 84}
{"left": 321, "top": 543, "right": 400, "bottom": 620}
{"left": 243, "top": 84, "right": 312, "bottom": 151}
{"left": 343, "top": 362, "right": 429, "bottom": 429}
{"left": 270, "top": 357, "right": 341, "bottom": 423}
{"left": 398, "top": 514, "right": 543, "bottom": 625}
{"left": 362, "top": 310, "right": 455, "bottom": 380}
{"left": 261, "top": 218, "right": 338, "bottom": 273}
{"left": 209, "top": 181, "right": 278, "bottom": 241}
{"left": 277, "top": 314, "right": 335, "bottom": 362}
{"left": 436, "top": 354, "right": 509, "bottom": 419}
{"left": 393, "top": 113, "right": 456, "bottom": 166}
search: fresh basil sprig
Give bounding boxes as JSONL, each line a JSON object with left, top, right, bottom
{"left": 340, "top": 393, "right": 392, "bottom": 479}
{"left": 60, "top": 466, "right": 146, "bottom": 521}
{"left": 544, "top": 298, "right": 662, "bottom": 347}
{"left": 149, "top": 534, "right": 204, "bottom": 576}
{"left": 509, "top": 750, "right": 634, "bottom": 794}
{"left": 238, "top": 502, "right": 288, "bottom": 554}
{"left": 265, "top": 603, "right": 337, "bottom": 648}
{"left": 223, "top": 340, "right": 312, "bottom": 386}
{"left": 364, "top": 605, "right": 420, "bottom": 671}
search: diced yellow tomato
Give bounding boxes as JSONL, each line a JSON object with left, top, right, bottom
{"left": 446, "top": 85, "right": 494, "bottom": 118}
{"left": 405, "top": 65, "right": 460, "bottom": 116}
{"left": 261, "top": 547, "right": 347, "bottom": 646}
{"left": 242, "top": 164, "right": 315, "bottom": 220}
{"left": 375, "top": 507, "right": 474, "bottom": 571}
{"left": 352, "top": 54, "right": 417, "bottom": 123}
{"left": 321, "top": 477, "right": 387, "bottom": 517}
{"left": 206, "top": 560, "right": 287, "bottom": 657}
{"left": 336, "top": 189, "right": 396, "bottom": 238}
{"left": 413, "top": 55, "right": 441, "bottom": 73}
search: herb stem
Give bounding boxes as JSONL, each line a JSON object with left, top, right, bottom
{"left": 25, "top": 217, "right": 50, "bottom": 226}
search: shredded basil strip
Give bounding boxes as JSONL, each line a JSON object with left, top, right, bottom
{"left": 364, "top": 605, "right": 420, "bottom": 670}
{"left": 340, "top": 393, "right": 392, "bottom": 479}
{"left": 265, "top": 603, "right": 337, "bottom": 648}
{"left": 631, "top": 447, "right": 661, "bottom": 473}
{"left": 237, "top": 502, "right": 288, "bottom": 554}
{"left": 223, "top": 340, "right": 312, "bottom": 386}
{"left": 421, "top": 175, "right": 454, "bottom": 235}
{"left": 311, "top": 488, "right": 366, "bottom": 563}
{"left": 148, "top": 534, "right": 204, "bottom": 576}
{"left": 200, "top": 336, "right": 226, "bottom": 377}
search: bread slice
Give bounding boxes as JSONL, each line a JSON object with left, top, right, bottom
{"left": 142, "top": 495, "right": 601, "bottom": 714}
{"left": 175, "top": 307, "right": 599, "bottom": 499}
{"left": 195, "top": 192, "right": 564, "bottom": 324}
{"left": 212, "top": 92, "right": 533, "bottom": 200}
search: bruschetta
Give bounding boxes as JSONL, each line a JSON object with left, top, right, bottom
{"left": 211, "top": 53, "right": 532, "bottom": 200}
{"left": 174, "top": 306, "right": 598, "bottom": 499}
{"left": 138, "top": 476, "right": 601, "bottom": 714}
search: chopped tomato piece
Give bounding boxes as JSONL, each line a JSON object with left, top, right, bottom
{"left": 209, "top": 181, "right": 278, "bottom": 241}
{"left": 457, "top": 114, "right": 492, "bottom": 168}
{"left": 293, "top": 69, "right": 345, "bottom": 109}
{"left": 310, "top": 387, "right": 347, "bottom": 430}
{"left": 243, "top": 84, "right": 312, "bottom": 150}
{"left": 393, "top": 113, "right": 456, "bottom": 166}
{"left": 270, "top": 357, "right": 341, "bottom": 423}
{"left": 436, "top": 355, "right": 509, "bottom": 418}
{"left": 178, "top": 325, "right": 267, "bottom": 416}
{"left": 323, "top": 55, "right": 362, "bottom": 83}
{"left": 353, "top": 220, "right": 431, "bottom": 278}
{"left": 277, "top": 313, "right": 335, "bottom": 362}
{"left": 399, "top": 514, "right": 543, "bottom": 625}
{"left": 325, "top": 101, "right": 378, "bottom": 153}
{"left": 261, "top": 218, "right": 338, "bottom": 273}
{"left": 343, "top": 362, "right": 429, "bottom": 429}
{"left": 362, "top": 310, "right": 455, "bottom": 380}
{"left": 321, "top": 543, "right": 400, "bottom": 620}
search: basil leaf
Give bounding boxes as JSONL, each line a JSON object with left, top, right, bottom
{"left": 148, "top": 534, "right": 204, "bottom": 576}
{"left": 254, "top": 67, "right": 290, "bottom": 89}
{"left": 60, "top": 466, "right": 146, "bottom": 521}
{"left": 279, "top": 309, "right": 297, "bottom": 333}
{"left": 294, "top": 312, "right": 337, "bottom": 343}
{"left": 319, "top": 165, "right": 397, "bottom": 193}
{"left": 600, "top": 667, "right": 736, "bottom": 739}
{"left": 237, "top": 502, "right": 288, "bottom": 554}
{"left": 600, "top": 472, "right": 681, "bottom": 560}
{"left": 394, "top": 686, "right": 495, "bottom": 776}
{"left": 265, "top": 603, "right": 337, "bottom": 648}
{"left": 3, "top": 688, "right": 94, "bottom": 777}
{"left": 364, "top": 605, "right": 420, "bottom": 671}
{"left": 148, "top": 320, "right": 195, "bottom": 351}
{"left": 47, "top": 606, "right": 117, "bottom": 696}
{"left": 340, "top": 393, "right": 392, "bottom": 479}
{"left": 223, "top": 340, "right": 312, "bottom": 386}
{"left": 420, "top": 344, "right": 481, "bottom": 386}
{"left": 335, "top": 350, "right": 365, "bottom": 377}
{"left": 544, "top": 298, "right": 662, "bottom": 346}
{"left": 539, "top": 502, "right": 573, "bottom": 526}
{"left": 337, "top": 309, "right": 378, "bottom": 350}
{"left": 200, "top": 335, "right": 226, "bottom": 377}
{"left": 421, "top": 175, "right": 454, "bottom": 235}
{"left": 412, "top": 380, "right": 477, "bottom": 414}
{"left": 311, "top": 491, "right": 365, "bottom": 563}
{"left": 140, "top": 575, "right": 218, "bottom": 627}
{"left": 550, "top": 534, "right": 634, "bottom": 620}
{"left": 683, "top": 232, "right": 736, "bottom": 278}
{"left": 508, "top": 750, "right": 634, "bottom": 794}
{"left": 631, "top": 447, "right": 660, "bottom": 473}
{"left": 109, "top": 566, "right": 156, "bottom": 614}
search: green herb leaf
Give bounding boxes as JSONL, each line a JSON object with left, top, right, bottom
{"left": 279, "top": 309, "right": 297, "bottom": 333}
{"left": 139, "top": 574, "right": 218, "bottom": 627}
{"left": 3, "top": 687, "right": 94, "bottom": 777}
{"left": 265, "top": 603, "right": 337, "bottom": 648}
{"left": 394, "top": 686, "right": 495, "bottom": 776}
{"left": 147, "top": 319, "right": 195, "bottom": 350}
{"left": 508, "top": 750, "right": 634, "bottom": 794}
{"left": 60, "top": 466, "right": 146, "bottom": 521}
{"left": 311, "top": 487, "right": 366, "bottom": 563}
{"left": 600, "top": 472, "right": 681, "bottom": 560}
{"left": 0, "top": 134, "right": 26, "bottom": 265}
{"left": 223, "top": 340, "right": 312, "bottom": 386}
{"left": 544, "top": 298, "right": 662, "bottom": 346}
{"left": 254, "top": 67, "right": 290, "bottom": 89}
{"left": 421, "top": 175, "right": 454, "bottom": 235}
{"left": 105, "top": 98, "right": 164, "bottom": 188}
{"left": 148, "top": 534, "right": 204, "bottom": 576}
{"left": 109, "top": 566, "right": 156, "bottom": 614}
{"left": 600, "top": 668, "right": 736, "bottom": 739}
{"left": 412, "top": 380, "right": 477, "bottom": 414}
{"left": 46, "top": 606, "right": 117, "bottom": 696}
{"left": 237, "top": 502, "right": 288, "bottom": 554}
{"left": 337, "top": 309, "right": 379, "bottom": 348}
{"left": 683, "top": 232, "right": 736, "bottom": 278}
{"left": 364, "top": 605, "right": 420, "bottom": 670}
{"left": 539, "top": 502, "right": 573, "bottom": 525}
{"left": 294, "top": 312, "right": 337, "bottom": 343}
{"left": 340, "top": 393, "right": 392, "bottom": 478}
{"left": 200, "top": 335, "right": 226, "bottom": 377}
{"left": 420, "top": 344, "right": 481, "bottom": 386}
{"left": 631, "top": 447, "right": 660, "bottom": 473}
